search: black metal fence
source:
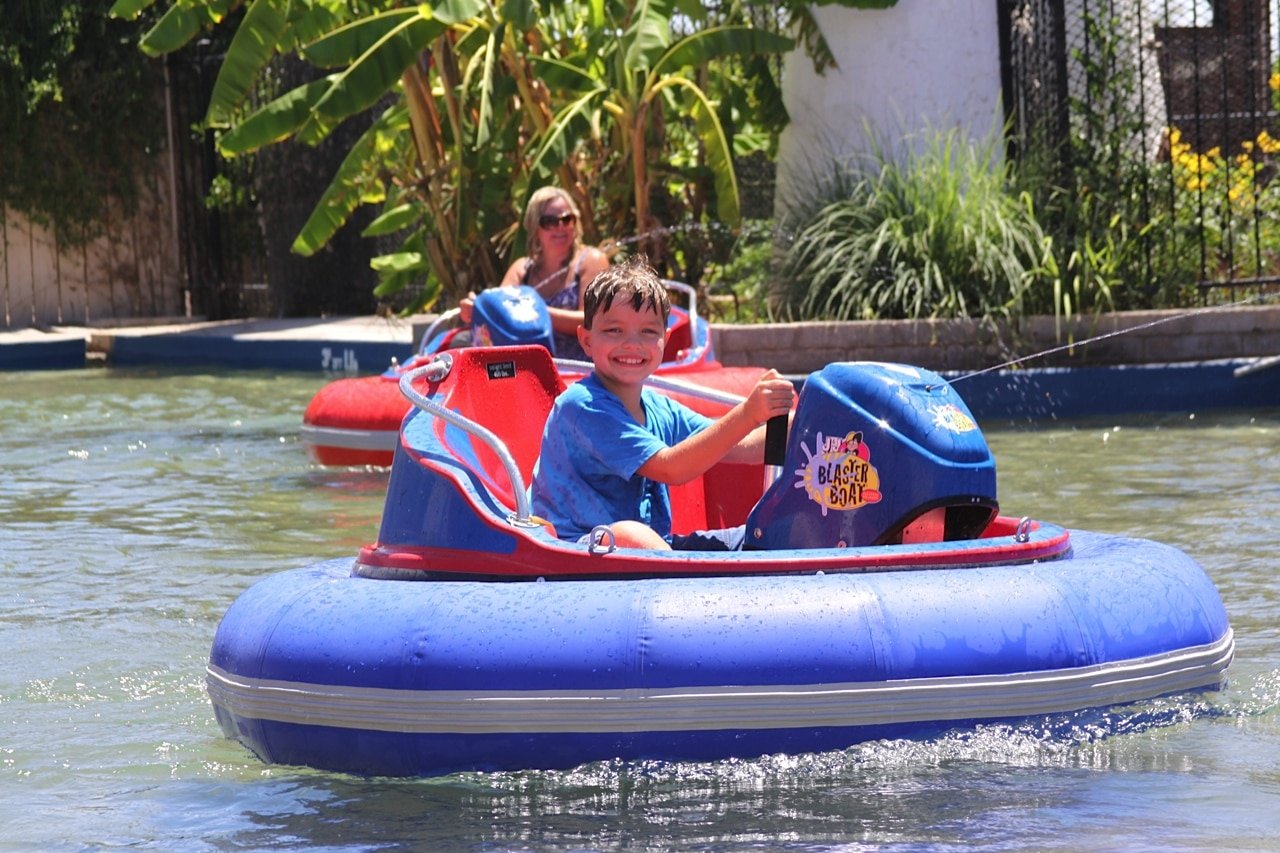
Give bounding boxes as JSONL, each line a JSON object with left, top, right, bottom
{"left": 999, "top": 0, "right": 1280, "bottom": 304}
{"left": 164, "top": 41, "right": 409, "bottom": 321}
{"left": 163, "top": 40, "right": 268, "bottom": 321}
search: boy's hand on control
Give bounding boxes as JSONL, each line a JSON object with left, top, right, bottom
{"left": 744, "top": 369, "right": 795, "bottom": 425}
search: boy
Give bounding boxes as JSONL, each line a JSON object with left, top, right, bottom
{"left": 530, "top": 256, "right": 795, "bottom": 550}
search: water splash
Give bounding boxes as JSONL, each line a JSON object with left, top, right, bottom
{"left": 433, "top": 688, "right": 1251, "bottom": 800}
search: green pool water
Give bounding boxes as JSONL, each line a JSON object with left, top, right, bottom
{"left": 2, "top": 367, "right": 1278, "bottom": 851}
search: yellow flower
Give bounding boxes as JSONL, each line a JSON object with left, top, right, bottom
{"left": 1229, "top": 180, "right": 1256, "bottom": 212}
{"left": 1257, "top": 130, "right": 1280, "bottom": 154}
{"left": 1241, "top": 139, "right": 1255, "bottom": 153}
{"left": 1168, "top": 127, "right": 1183, "bottom": 145}
{"left": 1271, "top": 72, "right": 1280, "bottom": 92}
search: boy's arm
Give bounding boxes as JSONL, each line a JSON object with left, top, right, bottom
{"left": 720, "top": 412, "right": 794, "bottom": 465}
{"left": 637, "top": 370, "right": 795, "bottom": 485}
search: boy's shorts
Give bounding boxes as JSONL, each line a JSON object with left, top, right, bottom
{"left": 670, "top": 524, "right": 745, "bottom": 552}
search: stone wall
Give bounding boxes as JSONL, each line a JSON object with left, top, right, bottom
{"left": 711, "top": 305, "right": 1280, "bottom": 375}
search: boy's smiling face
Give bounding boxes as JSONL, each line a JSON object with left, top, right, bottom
{"left": 578, "top": 291, "right": 667, "bottom": 391}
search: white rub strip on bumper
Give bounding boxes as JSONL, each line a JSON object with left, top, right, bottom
{"left": 207, "top": 630, "right": 1233, "bottom": 734}
{"left": 299, "top": 424, "right": 398, "bottom": 451}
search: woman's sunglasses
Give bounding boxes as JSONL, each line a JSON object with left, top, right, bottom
{"left": 538, "top": 211, "right": 577, "bottom": 230}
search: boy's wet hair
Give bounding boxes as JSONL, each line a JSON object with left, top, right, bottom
{"left": 582, "top": 255, "right": 670, "bottom": 329}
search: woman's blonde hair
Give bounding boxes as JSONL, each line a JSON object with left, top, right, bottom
{"left": 522, "top": 186, "right": 583, "bottom": 263}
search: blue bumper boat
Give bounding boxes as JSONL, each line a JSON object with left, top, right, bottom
{"left": 209, "top": 346, "right": 1233, "bottom": 777}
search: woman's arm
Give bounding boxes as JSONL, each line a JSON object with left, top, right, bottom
{"left": 576, "top": 246, "right": 612, "bottom": 301}
{"left": 500, "top": 257, "right": 529, "bottom": 286}
{"left": 546, "top": 305, "right": 584, "bottom": 336}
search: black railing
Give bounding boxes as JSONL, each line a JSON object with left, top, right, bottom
{"left": 164, "top": 40, "right": 267, "bottom": 321}
{"left": 999, "top": 0, "right": 1280, "bottom": 303}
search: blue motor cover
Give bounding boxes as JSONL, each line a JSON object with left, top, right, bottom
{"left": 470, "top": 285, "right": 555, "bottom": 354}
{"left": 745, "top": 362, "right": 997, "bottom": 549}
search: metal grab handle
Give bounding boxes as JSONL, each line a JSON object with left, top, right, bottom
{"left": 662, "top": 279, "right": 698, "bottom": 331}
{"left": 587, "top": 525, "right": 617, "bottom": 555}
{"left": 662, "top": 279, "right": 705, "bottom": 360}
{"left": 415, "top": 307, "right": 462, "bottom": 355}
{"left": 398, "top": 356, "right": 535, "bottom": 525}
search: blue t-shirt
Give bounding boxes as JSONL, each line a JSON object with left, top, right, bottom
{"left": 531, "top": 373, "right": 712, "bottom": 542}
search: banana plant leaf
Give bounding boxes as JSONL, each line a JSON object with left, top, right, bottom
{"left": 657, "top": 77, "right": 740, "bottom": 224}
{"left": 292, "top": 105, "right": 406, "bottom": 255}
{"left": 655, "top": 26, "right": 794, "bottom": 77}
{"left": 310, "top": 15, "right": 447, "bottom": 125}
{"left": 216, "top": 75, "right": 339, "bottom": 156}
{"left": 107, "top": 0, "right": 158, "bottom": 20}
{"left": 205, "top": 0, "right": 292, "bottom": 126}
{"left": 137, "top": 0, "right": 235, "bottom": 57}
{"left": 361, "top": 203, "right": 418, "bottom": 238}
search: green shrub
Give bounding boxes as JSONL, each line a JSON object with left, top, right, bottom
{"left": 701, "top": 219, "right": 779, "bottom": 323}
{"left": 775, "top": 128, "right": 1053, "bottom": 321}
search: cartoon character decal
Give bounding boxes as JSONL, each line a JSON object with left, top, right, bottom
{"left": 472, "top": 323, "right": 494, "bottom": 347}
{"left": 501, "top": 287, "right": 544, "bottom": 324}
{"left": 793, "top": 430, "right": 882, "bottom": 516}
{"left": 931, "top": 403, "right": 977, "bottom": 433}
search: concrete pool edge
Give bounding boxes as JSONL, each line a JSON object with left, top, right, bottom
{"left": 3, "top": 309, "right": 1277, "bottom": 418}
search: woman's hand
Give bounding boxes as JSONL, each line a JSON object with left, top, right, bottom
{"left": 459, "top": 292, "right": 477, "bottom": 324}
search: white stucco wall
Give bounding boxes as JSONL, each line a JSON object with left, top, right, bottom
{"left": 776, "top": 0, "right": 1003, "bottom": 219}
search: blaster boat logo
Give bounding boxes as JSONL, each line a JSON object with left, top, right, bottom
{"left": 794, "top": 430, "right": 883, "bottom": 516}
{"left": 931, "top": 403, "right": 977, "bottom": 433}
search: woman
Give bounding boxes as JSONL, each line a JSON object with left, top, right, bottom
{"left": 461, "top": 186, "right": 610, "bottom": 360}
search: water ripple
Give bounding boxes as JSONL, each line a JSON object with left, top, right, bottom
{"left": 2, "top": 372, "right": 1278, "bottom": 851}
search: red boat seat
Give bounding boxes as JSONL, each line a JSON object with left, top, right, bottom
{"left": 662, "top": 311, "right": 692, "bottom": 362}
{"left": 430, "top": 345, "right": 761, "bottom": 536}
{"left": 433, "top": 346, "right": 566, "bottom": 512}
